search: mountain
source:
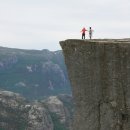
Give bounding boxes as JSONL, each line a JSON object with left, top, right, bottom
{"left": 0, "top": 90, "right": 73, "bottom": 130}
{"left": 0, "top": 46, "right": 71, "bottom": 99}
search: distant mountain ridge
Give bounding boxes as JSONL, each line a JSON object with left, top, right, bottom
{"left": 0, "top": 46, "right": 71, "bottom": 99}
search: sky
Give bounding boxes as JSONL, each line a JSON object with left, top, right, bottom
{"left": 0, "top": 0, "right": 130, "bottom": 51}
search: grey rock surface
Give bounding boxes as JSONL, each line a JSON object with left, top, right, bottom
{"left": 27, "top": 102, "right": 53, "bottom": 130}
{"left": 0, "top": 90, "right": 28, "bottom": 130}
{"left": 60, "top": 39, "right": 130, "bottom": 130}
{"left": 0, "top": 90, "right": 54, "bottom": 130}
{"left": 43, "top": 95, "right": 74, "bottom": 130}
{"left": 45, "top": 96, "right": 67, "bottom": 123}
{"left": 0, "top": 90, "right": 73, "bottom": 130}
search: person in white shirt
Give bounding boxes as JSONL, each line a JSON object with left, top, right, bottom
{"left": 89, "top": 27, "right": 94, "bottom": 39}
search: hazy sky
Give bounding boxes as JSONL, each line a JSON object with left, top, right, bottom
{"left": 0, "top": 0, "right": 130, "bottom": 50}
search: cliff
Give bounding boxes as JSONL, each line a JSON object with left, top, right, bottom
{"left": 60, "top": 39, "right": 130, "bottom": 130}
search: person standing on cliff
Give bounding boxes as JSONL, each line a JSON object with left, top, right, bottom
{"left": 89, "top": 27, "right": 94, "bottom": 39}
{"left": 81, "top": 27, "right": 87, "bottom": 39}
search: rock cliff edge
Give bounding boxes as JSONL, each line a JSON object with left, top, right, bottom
{"left": 60, "top": 39, "right": 130, "bottom": 130}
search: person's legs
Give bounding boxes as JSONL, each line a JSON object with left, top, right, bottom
{"left": 89, "top": 32, "right": 92, "bottom": 39}
{"left": 82, "top": 34, "right": 84, "bottom": 39}
{"left": 82, "top": 33, "right": 85, "bottom": 39}
{"left": 90, "top": 34, "right": 91, "bottom": 39}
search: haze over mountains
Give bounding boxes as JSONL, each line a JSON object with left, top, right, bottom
{"left": 0, "top": 46, "right": 71, "bottom": 99}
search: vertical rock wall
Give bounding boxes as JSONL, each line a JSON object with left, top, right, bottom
{"left": 60, "top": 39, "right": 130, "bottom": 130}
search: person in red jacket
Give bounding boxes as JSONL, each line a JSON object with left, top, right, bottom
{"left": 81, "top": 27, "right": 87, "bottom": 39}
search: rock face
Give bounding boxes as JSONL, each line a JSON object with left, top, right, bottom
{"left": 0, "top": 90, "right": 73, "bottom": 130}
{"left": 45, "top": 96, "right": 66, "bottom": 123}
{"left": 43, "top": 95, "right": 74, "bottom": 130}
{"left": 27, "top": 103, "right": 53, "bottom": 130}
{"left": 60, "top": 39, "right": 130, "bottom": 130}
{"left": 0, "top": 91, "right": 27, "bottom": 130}
{"left": 0, "top": 90, "right": 54, "bottom": 130}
